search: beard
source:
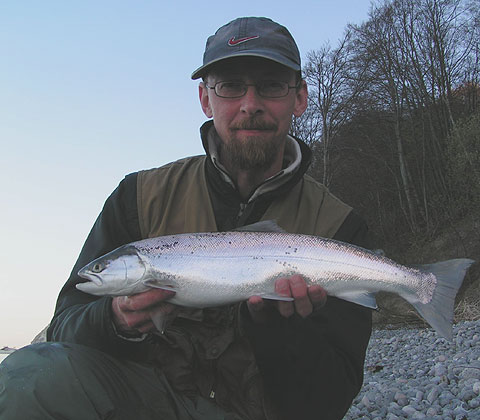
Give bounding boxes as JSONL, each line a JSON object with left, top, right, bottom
{"left": 220, "top": 118, "right": 284, "bottom": 171}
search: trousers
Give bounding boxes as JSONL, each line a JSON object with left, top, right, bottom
{"left": 0, "top": 342, "right": 241, "bottom": 420}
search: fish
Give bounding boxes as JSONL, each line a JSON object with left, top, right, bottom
{"left": 77, "top": 222, "right": 475, "bottom": 339}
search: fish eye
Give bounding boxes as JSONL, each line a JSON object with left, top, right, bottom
{"left": 92, "top": 262, "right": 105, "bottom": 273}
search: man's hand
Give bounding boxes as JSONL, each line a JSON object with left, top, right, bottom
{"left": 111, "top": 288, "right": 177, "bottom": 335}
{"left": 247, "top": 275, "right": 327, "bottom": 324}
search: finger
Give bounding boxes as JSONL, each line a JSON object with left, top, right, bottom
{"left": 247, "top": 295, "right": 265, "bottom": 312}
{"left": 275, "top": 278, "right": 294, "bottom": 318}
{"left": 135, "top": 320, "right": 157, "bottom": 334}
{"left": 247, "top": 296, "right": 266, "bottom": 323}
{"left": 119, "top": 304, "right": 152, "bottom": 327}
{"left": 289, "top": 275, "right": 313, "bottom": 318}
{"left": 308, "top": 285, "right": 327, "bottom": 309}
{"left": 119, "top": 289, "right": 175, "bottom": 312}
{"left": 122, "top": 302, "right": 180, "bottom": 333}
{"left": 112, "top": 290, "right": 176, "bottom": 334}
{"left": 112, "top": 297, "right": 153, "bottom": 332}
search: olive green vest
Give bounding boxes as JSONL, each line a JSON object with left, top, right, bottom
{"left": 136, "top": 155, "right": 352, "bottom": 420}
{"left": 137, "top": 155, "right": 351, "bottom": 237}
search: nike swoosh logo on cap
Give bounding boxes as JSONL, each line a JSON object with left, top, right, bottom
{"left": 228, "top": 35, "right": 259, "bottom": 46}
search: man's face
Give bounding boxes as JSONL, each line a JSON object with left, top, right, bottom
{"left": 199, "top": 57, "right": 307, "bottom": 171}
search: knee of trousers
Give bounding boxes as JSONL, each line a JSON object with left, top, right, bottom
{"left": 0, "top": 342, "right": 114, "bottom": 416}
{"left": 0, "top": 342, "right": 83, "bottom": 394}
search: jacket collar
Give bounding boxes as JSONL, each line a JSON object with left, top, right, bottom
{"left": 200, "top": 120, "right": 312, "bottom": 203}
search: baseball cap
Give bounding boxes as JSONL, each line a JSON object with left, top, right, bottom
{"left": 191, "top": 17, "right": 301, "bottom": 80}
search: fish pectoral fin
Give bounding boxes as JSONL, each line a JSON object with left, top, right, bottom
{"left": 258, "top": 293, "right": 294, "bottom": 302}
{"left": 143, "top": 279, "right": 177, "bottom": 293}
{"left": 150, "top": 310, "right": 177, "bottom": 334}
{"left": 335, "top": 291, "right": 378, "bottom": 309}
{"left": 151, "top": 311, "right": 167, "bottom": 333}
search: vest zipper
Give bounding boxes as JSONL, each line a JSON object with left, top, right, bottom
{"left": 209, "top": 359, "right": 218, "bottom": 400}
{"left": 237, "top": 203, "right": 247, "bottom": 219}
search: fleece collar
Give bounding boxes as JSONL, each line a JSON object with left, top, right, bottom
{"left": 204, "top": 123, "right": 302, "bottom": 203}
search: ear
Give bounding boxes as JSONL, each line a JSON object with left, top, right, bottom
{"left": 293, "top": 80, "right": 308, "bottom": 118}
{"left": 199, "top": 82, "right": 213, "bottom": 118}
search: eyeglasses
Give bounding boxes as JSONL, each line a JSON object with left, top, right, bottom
{"left": 205, "top": 80, "right": 300, "bottom": 98}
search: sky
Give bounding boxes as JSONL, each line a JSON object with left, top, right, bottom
{"left": 0, "top": 0, "right": 373, "bottom": 348}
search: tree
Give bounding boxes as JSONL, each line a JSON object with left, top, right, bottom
{"left": 296, "top": 0, "right": 479, "bottom": 245}
{"left": 301, "top": 30, "right": 366, "bottom": 187}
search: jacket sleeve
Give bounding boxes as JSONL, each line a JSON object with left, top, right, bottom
{"left": 47, "top": 173, "right": 146, "bottom": 358}
{"left": 242, "top": 211, "right": 372, "bottom": 420}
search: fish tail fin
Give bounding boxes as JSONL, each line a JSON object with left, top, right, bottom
{"left": 411, "top": 258, "right": 475, "bottom": 340}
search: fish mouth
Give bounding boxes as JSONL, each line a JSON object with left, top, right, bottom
{"left": 78, "top": 268, "right": 103, "bottom": 286}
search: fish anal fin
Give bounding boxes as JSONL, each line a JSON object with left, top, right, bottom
{"left": 258, "top": 293, "right": 294, "bottom": 302}
{"left": 335, "top": 291, "right": 378, "bottom": 309}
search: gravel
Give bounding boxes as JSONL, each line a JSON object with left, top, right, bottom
{"left": 345, "top": 320, "right": 480, "bottom": 419}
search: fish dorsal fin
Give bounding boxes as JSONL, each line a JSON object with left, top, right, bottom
{"left": 234, "top": 220, "right": 286, "bottom": 233}
{"left": 334, "top": 291, "right": 378, "bottom": 309}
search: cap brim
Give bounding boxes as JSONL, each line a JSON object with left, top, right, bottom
{"left": 191, "top": 51, "right": 301, "bottom": 80}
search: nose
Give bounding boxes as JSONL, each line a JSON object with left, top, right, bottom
{"left": 239, "top": 85, "right": 265, "bottom": 116}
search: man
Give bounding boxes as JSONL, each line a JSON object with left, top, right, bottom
{"left": 0, "top": 17, "right": 371, "bottom": 420}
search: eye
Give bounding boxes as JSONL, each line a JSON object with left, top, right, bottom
{"left": 260, "top": 80, "right": 286, "bottom": 94}
{"left": 265, "top": 80, "right": 284, "bottom": 88}
{"left": 217, "top": 81, "right": 245, "bottom": 95}
{"left": 219, "top": 81, "right": 243, "bottom": 89}
{"left": 92, "top": 262, "right": 105, "bottom": 273}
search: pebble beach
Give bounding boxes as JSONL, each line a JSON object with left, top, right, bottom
{"left": 345, "top": 320, "right": 480, "bottom": 419}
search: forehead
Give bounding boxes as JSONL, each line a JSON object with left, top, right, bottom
{"left": 206, "top": 57, "right": 295, "bottom": 81}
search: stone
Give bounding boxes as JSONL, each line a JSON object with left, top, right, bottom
{"left": 473, "top": 381, "right": 480, "bottom": 395}
{"left": 401, "top": 405, "right": 418, "bottom": 416}
{"left": 468, "top": 397, "right": 480, "bottom": 409}
{"left": 427, "top": 386, "right": 440, "bottom": 404}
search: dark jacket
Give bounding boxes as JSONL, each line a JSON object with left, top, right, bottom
{"left": 48, "top": 121, "right": 372, "bottom": 420}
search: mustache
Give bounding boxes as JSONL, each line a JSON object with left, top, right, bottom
{"left": 231, "top": 119, "right": 277, "bottom": 131}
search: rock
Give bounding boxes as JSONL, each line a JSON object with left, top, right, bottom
{"left": 434, "top": 363, "right": 447, "bottom": 377}
{"left": 361, "top": 394, "right": 371, "bottom": 408}
{"left": 458, "top": 386, "right": 476, "bottom": 401}
{"left": 427, "top": 386, "right": 441, "bottom": 404}
{"left": 460, "top": 366, "right": 480, "bottom": 381}
{"left": 394, "top": 391, "right": 408, "bottom": 407}
{"left": 453, "top": 406, "right": 468, "bottom": 417}
{"left": 469, "top": 397, "right": 480, "bottom": 409}
{"left": 401, "top": 405, "right": 418, "bottom": 416}
{"left": 473, "top": 381, "right": 480, "bottom": 395}
{"left": 347, "top": 405, "right": 362, "bottom": 417}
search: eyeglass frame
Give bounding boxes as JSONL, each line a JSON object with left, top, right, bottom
{"left": 204, "top": 80, "right": 301, "bottom": 99}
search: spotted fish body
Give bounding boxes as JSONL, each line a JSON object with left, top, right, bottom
{"left": 77, "top": 229, "right": 474, "bottom": 339}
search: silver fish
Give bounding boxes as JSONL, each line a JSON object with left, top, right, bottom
{"left": 77, "top": 224, "right": 475, "bottom": 339}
